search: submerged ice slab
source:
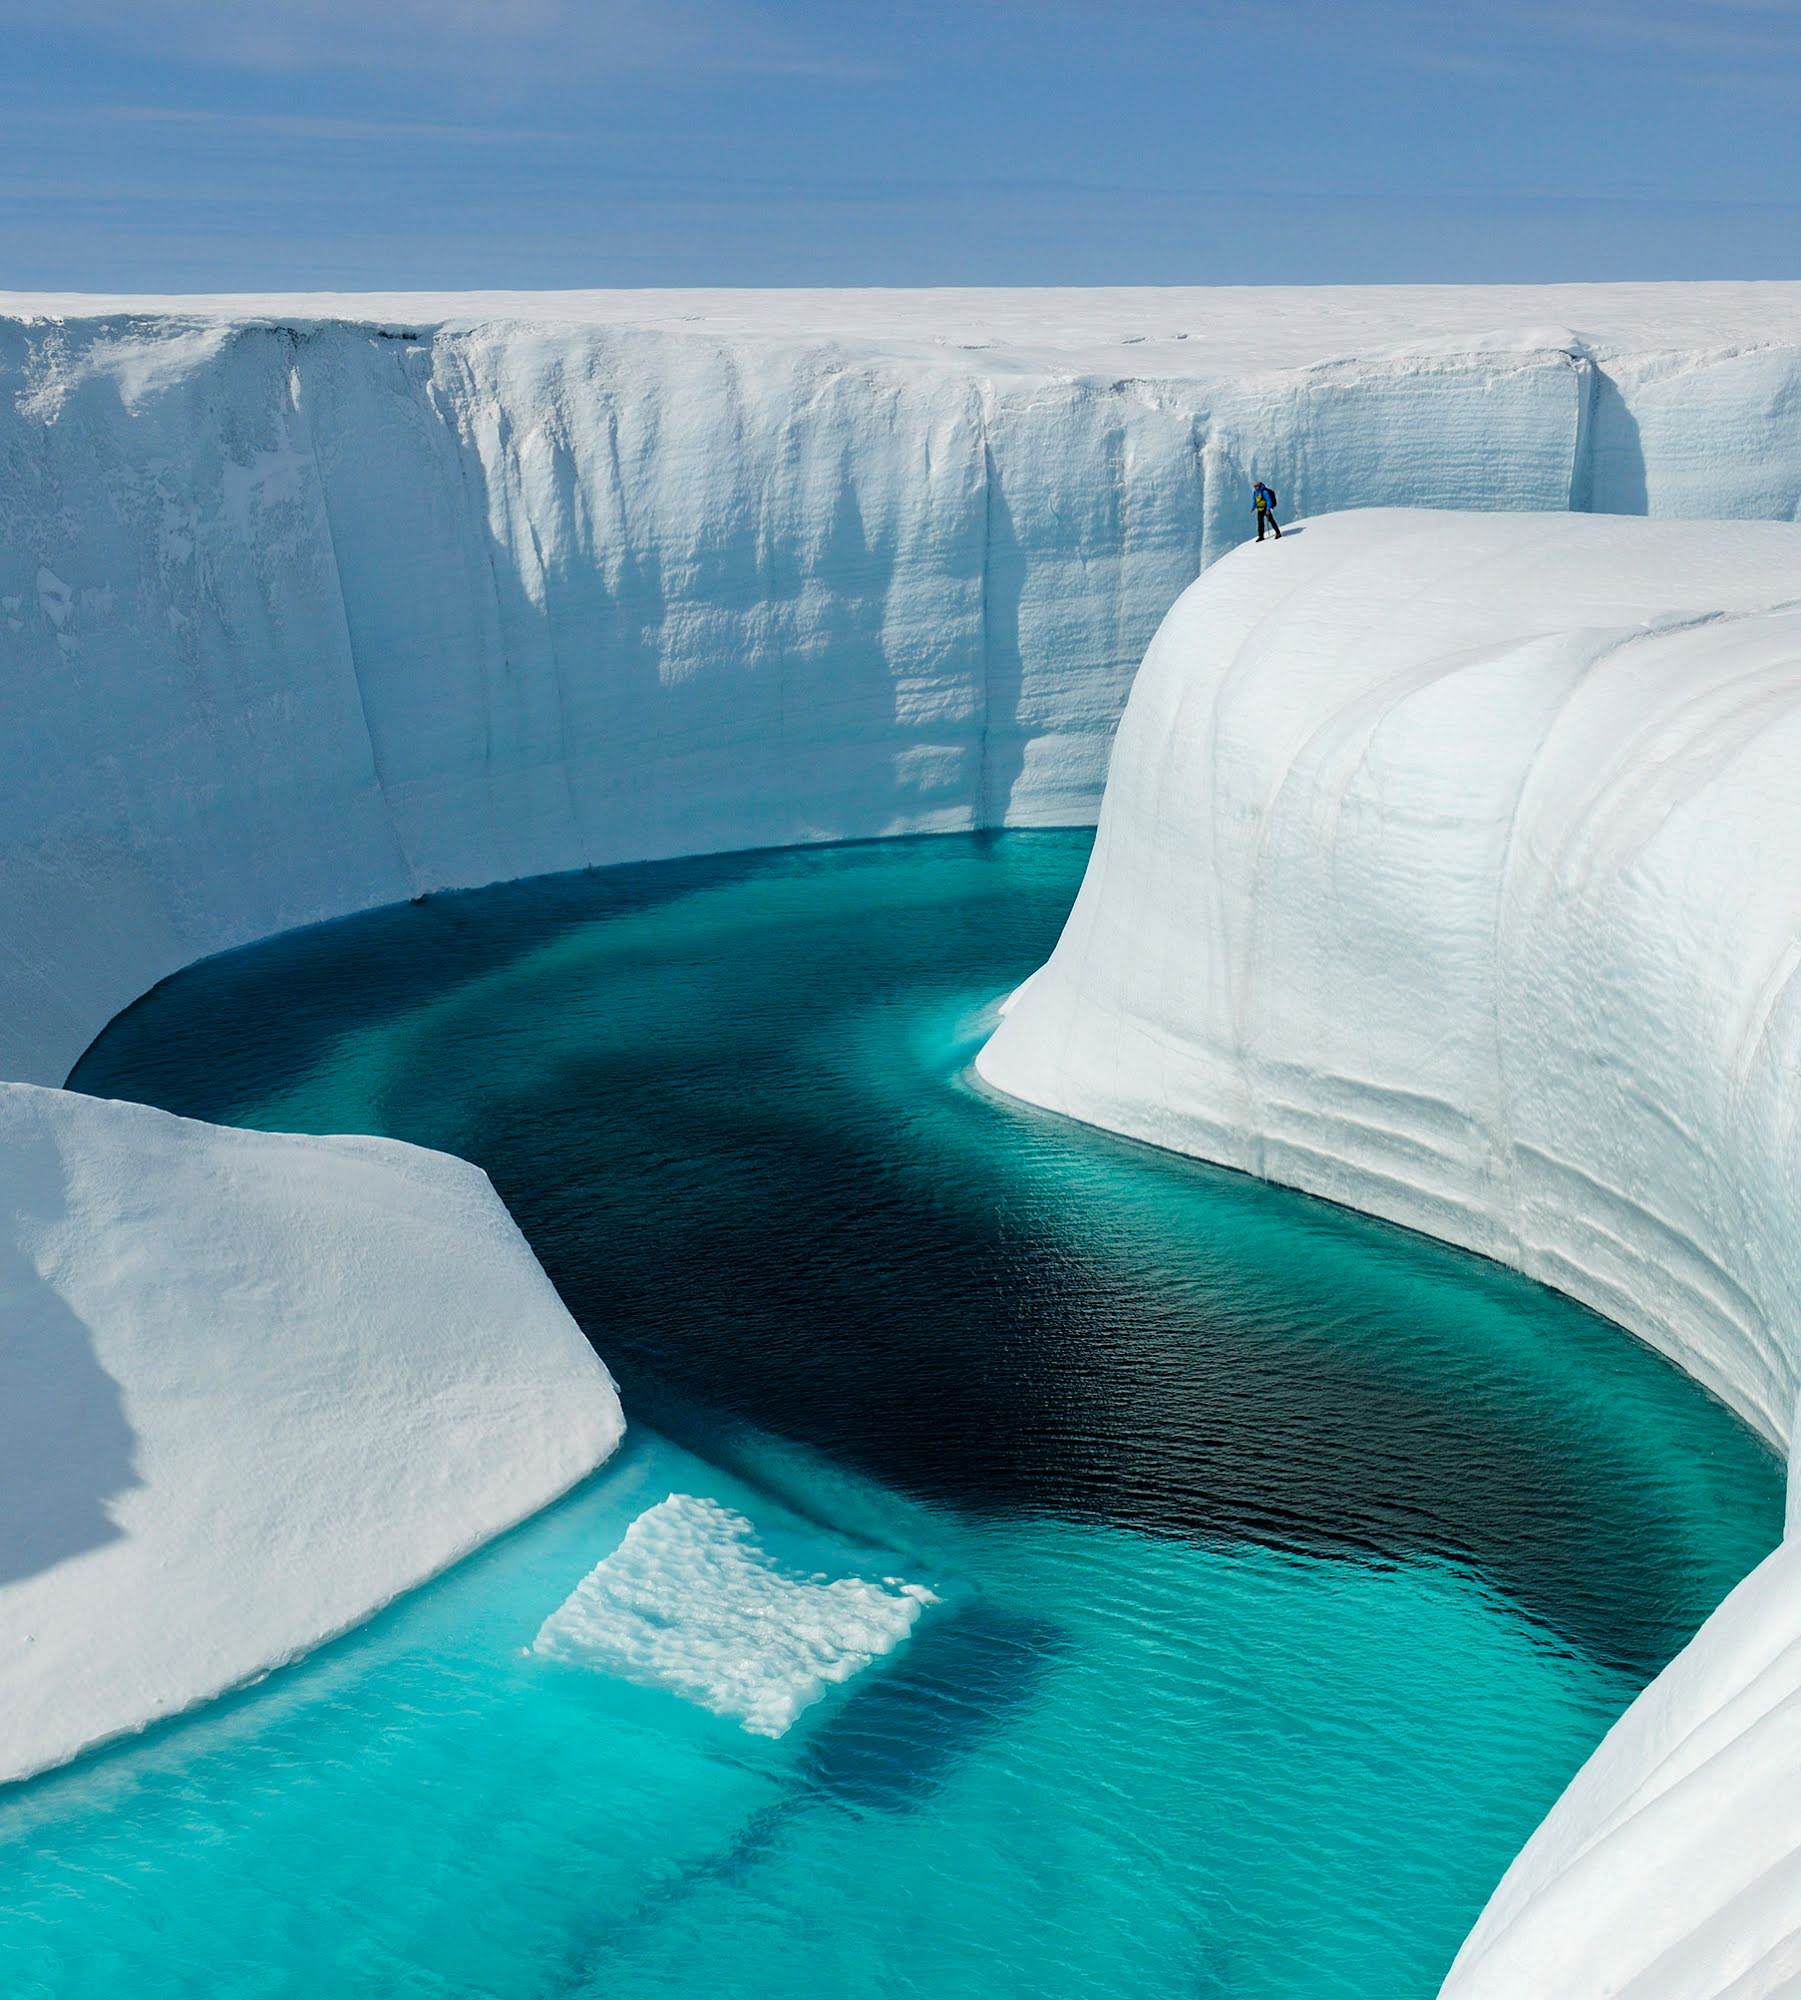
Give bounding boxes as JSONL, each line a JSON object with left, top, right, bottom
{"left": 535, "top": 1494, "right": 935, "bottom": 1737}
{"left": 977, "top": 509, "right": 1801, "bottom": 1996}
{"left": 534, "top": 1495, "right": 936, "bottom": 1737}
{"left": 0, "top": 1082, "right": 622, "bottom": 1785}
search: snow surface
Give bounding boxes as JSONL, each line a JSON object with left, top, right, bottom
{"left": 534, "top": 1494, "right": 935, "bottom": 1737}
{"left": 0, "top": 1081, "right": 621, "bottom": 1784}
{"left": 7, "top": 285, "right": 1801, "bottom": 1087}
{"left": 976, "top": 508, "right": 1801, "bottom": 1997}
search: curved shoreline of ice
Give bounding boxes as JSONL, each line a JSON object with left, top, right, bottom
{"left": 8, "top": 289, "right": 1801, "bottom": 1941}
{"left": 978, "top": 508, "right": 1801, "bottom": 1994}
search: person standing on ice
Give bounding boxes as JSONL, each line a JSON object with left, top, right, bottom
{"left": 1253, "top": 480, "right": 1282, "bottom": 541}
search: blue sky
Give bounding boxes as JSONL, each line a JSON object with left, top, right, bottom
{"left": 4, "top": 0, "right": 1800, "bottom": 289}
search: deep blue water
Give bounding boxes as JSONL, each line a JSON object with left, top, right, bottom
{"left": 29, "top": 829, "right": 1782, "bottom": 1999}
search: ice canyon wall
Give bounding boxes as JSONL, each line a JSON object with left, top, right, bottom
{"left": 0, "top": 1082, "right": 622, "bottom": 1784}
{"left": 7, "top": 285, "right": 1801, "bottom": 1085}
{"left": 978, "top": 509, "right": 1801, "bottom": 1996}
{"left": 9, "top": 288, "right": 1801, "bottom": 1876}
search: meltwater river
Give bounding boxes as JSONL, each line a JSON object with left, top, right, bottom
{"left": 32, "top": 831, "right": 1781, "bottom": 1999}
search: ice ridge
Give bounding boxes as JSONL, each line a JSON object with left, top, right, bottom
{"left": 0, "top": 1083, "right": 622, "bottom": 1786}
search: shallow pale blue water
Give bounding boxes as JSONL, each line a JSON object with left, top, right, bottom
{"left": 47, "top": 830, "right": 1784, "bottom": 1999}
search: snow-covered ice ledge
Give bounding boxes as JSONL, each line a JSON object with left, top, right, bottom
{"left": 978, "top": 509, "right": 1801, "bottom": 1995}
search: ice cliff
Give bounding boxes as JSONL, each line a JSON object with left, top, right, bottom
{"left": 7, "top": 284, "right": 1801, "bottom": 1085}
{"left": 6, "top": 286, "right": 1801, "bottom": 1872}
{"left": 978, "top": 509, "right": 1801, "bottom": 1995}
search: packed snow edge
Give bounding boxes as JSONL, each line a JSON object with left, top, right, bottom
{"left": 8, "top": 288, "right": 1801, "bottom": 1084}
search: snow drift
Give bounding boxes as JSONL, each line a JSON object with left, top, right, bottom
{"left": 978, "top": 509, "right": 1801, "bottom": 1996}
{"left": 0, "top": 1081, "right": 621, "bottom": 1784}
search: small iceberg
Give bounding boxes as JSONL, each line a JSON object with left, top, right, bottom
{"left": 533, "top": 1494, "right": 937, "bottom": 1737}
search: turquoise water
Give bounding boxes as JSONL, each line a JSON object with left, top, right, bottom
{"left": 41, "top": 830, "right": 1783, "bottom": 1999}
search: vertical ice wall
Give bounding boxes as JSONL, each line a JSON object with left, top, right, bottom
{"left": 7, "top": 292, "right": 1801, "bottom": 1087}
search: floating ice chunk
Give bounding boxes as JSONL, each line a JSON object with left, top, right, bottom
{"left": 534, "top": 1494, "right": 937, "bottom": 1737}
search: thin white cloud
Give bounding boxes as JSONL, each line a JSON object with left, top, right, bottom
{"left": 1349, "top": 0, "right": 1801, "bottom": 68}
{"left": 0, "top": 0, "right": 896, "bottom": 83}
{"left": 16, "top": 0, "right": 1798, "bottom": 98}
{"left": 952, "top": 0, "right": 1801, "bottom": 78}
{"left": 2, "top": 104, "right": 585, "bottom": 144}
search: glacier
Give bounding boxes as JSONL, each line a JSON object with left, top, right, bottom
{"left": 978, "top": 508, "right": 1801, "bottom": 1995}
{"left": 8, "top": 284, "right": 1801, "bottom": 1086}
{"left": 7, "top": 286, "right": 1801, "bottom": 1962}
